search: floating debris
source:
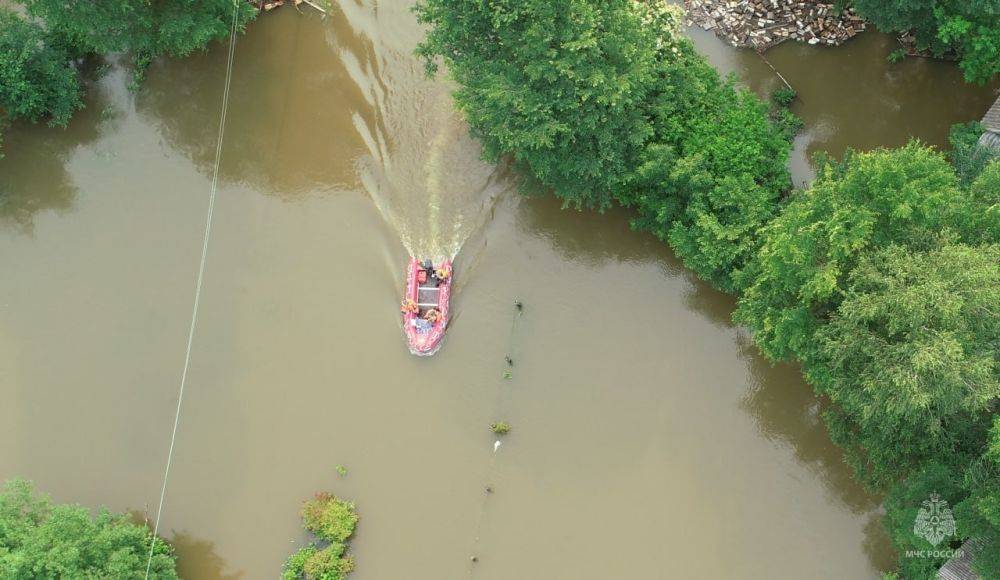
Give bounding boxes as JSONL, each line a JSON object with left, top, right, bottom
{"left": 683, "top": 0, "right": 866, "bottom": 50}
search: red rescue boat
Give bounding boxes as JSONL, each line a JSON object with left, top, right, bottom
{"left": 401, "top": 257, "right": 452, "bottom": 355}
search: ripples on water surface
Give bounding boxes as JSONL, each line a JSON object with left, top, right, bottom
{"left": 0, "top": 2, "right": 996, "bottom": 578}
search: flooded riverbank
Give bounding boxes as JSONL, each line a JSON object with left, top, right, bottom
{"left": 1, "top": 2, "right": 995, "bottom": 578}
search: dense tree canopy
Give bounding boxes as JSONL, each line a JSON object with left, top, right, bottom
{"left": 0, "top": 479, "right": 177, "bottom": 578}
{"left": 415, "top": 0, "right": 666, "bottom": 210}
{"left": 850, "top": 0, "right": 1000, "bottom": 84}
{"left": 734, "top": 143, "right": 967, "bottom": 362}
{"left": 808, "top": 242, "right": 999, "bottom": 487}
{"left": 23, "top": 0, "right": 256, "bottom": 73}
{"left": 0, "top": 9, "right": 82, "bottom": 127}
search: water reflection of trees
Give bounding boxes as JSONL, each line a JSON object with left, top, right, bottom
{"left": 135, "top": 10, "right": 367, "bottom": 198}
{"left": 516, "top": 193, "right": 685, "bottom": 274}
{"left": 171, "top": 530, "right": 244, "bottom": 580}
{"left": 0, "top": 80, "right": 104, "bottom": 232}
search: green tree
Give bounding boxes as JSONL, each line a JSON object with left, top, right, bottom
{"left": 954, "top": 416, "right": 1000, "bottom": 579}
{"left": 0, "top": 479, "right": 178, "bottom": 579}
{"left": 850, "top": 0, "right": 1000, "bottom": 84}
{"left": 414, "top": 0, "right": 667, "bottom": 210}
{"left": 807, "top": 242, "right": 999, "bottom": 487}
{"left": 625, "top": 73, "right": 791, "bottom": 292}
{"left": 22, "top": 0, "right": 256, "bottom": 80}
{"left": 0, "top": 9, "right": 82, "bottom": 127}
{"left": 961, "top": 160, "right": 1000, "bottom": 245}
{"left": 948, "top": 122, "right": 997, "bottom": 186}
{"left": 734, "top": 143, "right": 965, "bottom": 362}
{"left": 883, "top": 462, "right": 965, "bottom": 579}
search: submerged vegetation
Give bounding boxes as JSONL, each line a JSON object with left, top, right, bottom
{"left": 0, "top": 479, "right": 178, "bottom": 578}
{"left": 414, "top": 0, "right": 998, "bottom": 576}
{"left": 284, "top": 492, "right": 358, "bottom": 580}
{"left": 490, "top": 421, "right": 512, "bottom": 435}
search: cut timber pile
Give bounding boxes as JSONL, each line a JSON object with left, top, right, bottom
{"left": 683, "top": 0, "right": 865, "bottom": 50}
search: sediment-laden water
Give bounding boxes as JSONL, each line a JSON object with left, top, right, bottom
{"left": 0, "top": 3, "right": 995, "bottom": 578}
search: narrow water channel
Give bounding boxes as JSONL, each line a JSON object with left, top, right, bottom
{"left": 0, "top": 2, "right": 995, "bottom": 578}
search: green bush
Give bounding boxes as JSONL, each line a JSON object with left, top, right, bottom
{"left": 0, "top": 479, "right": 178, "bottom": 578}
{"left": 949, "top": 122, "right": 997, "bottom": 185}
{"left": 22, "top": 0, "right": 257, "bottom": 83}
{"left": 490, "top": 421, "right": 511, "bottom": 435}
{"left": 301, "top": 493, "right": 358, "bottom": 544}
{"left": 770, "top": 87, "right": 797, "bottom": 107}
{"left": 0, "top": 9, "right": 82, "bottom": 127}
{"left": 285, "top": 492, "right": 358, "bottom": 580}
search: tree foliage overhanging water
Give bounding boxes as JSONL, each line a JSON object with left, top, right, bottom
{"left": 413, "top": 0, "right": 999, "bottom": 576}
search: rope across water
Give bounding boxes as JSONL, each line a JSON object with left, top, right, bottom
{"left": 144, "top": 1, "right": 241, "bottom": 576}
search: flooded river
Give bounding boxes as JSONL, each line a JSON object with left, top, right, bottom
{"left": 1, "top": 3, "right": 995, "bottom": 578}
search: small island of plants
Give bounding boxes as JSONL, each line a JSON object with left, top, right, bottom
{"left": 283, "top": 492, "right": 359, "bottom": 580}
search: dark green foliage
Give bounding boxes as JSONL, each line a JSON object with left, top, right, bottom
{"left": 963, "top": 161, "right": 1000, "bottom": 244}
{"left": 807, "top": 243, "right": 999, "bottom": 488}
{"left": 284, "top": 492, "right": 357, "bottom": 580}
{"left": 415, "top": 0, "right": 664, "bottom": 210}
{"left": 954, "top": 417, "right": 1000, "bottom": 579}
{"left": 22, "top": 0, "right": 256, "bottom": 82}
{"left": 949, "top": 121, "right": 997, "bottom": 186}
{"left": 0, "top": 479, "right": 178, "bottom": 578}
{"left": 734, "top": 143, "right": 964, "bottom": 362}
{"left": 850, "top": 0, "right": 1000, "bottom": 84}
{"left": 770, "top": 86, "right": 797, "bottom": 107}
{"left": 0, "top": 9, "right": 82, "bottom": 127}
{"left": 884, "top": 462, "right": 964, "bottom": 579}
{"left": 644, "top": 82, "right": 790, "bottom": 292}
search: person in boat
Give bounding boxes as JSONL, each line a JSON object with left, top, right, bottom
{"left": 400, "top": 298, "right": 418, "bottom": 314}
{"left": 424, "top": 308, "right": 442, "bottom": 323}
{"left": 435, "top": 265, "right": 451, "bottom": 283}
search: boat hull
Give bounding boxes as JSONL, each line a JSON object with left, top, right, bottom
{"left": 402, "top": 258, "right": 452, "bottom": 356}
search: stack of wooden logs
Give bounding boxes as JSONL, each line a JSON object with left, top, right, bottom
{"left": 683, "top": 0, "right": 865, "bottom": 50}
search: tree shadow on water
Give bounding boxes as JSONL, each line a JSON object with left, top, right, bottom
{"left": 0, "top": 79, "right": 105, "bottom": 233}
{"left": 171, "top": 530, "right": 244, "bottom": 580}
{"left": 736, "top": 333, "right": 879, "bottom": 513}
{"left": 516, "top": 193, "right": 686, "bottom": 275}
{"left": 136, "top": 11, "right": 367, "bottom": 198}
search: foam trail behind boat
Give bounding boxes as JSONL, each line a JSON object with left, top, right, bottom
{"left": 332, "top": 0, "right": 514, "bottom": 261}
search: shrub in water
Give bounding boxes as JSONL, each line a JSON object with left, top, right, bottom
{"left": 284, "top": 492, "right": 358, "bottom": 580}
{"left": 491, "top": 421, "right": 511, "bottom": 435}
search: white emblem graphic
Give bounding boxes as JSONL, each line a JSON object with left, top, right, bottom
{"left": 913, "top": 493, "right": 956, "bottom": 547}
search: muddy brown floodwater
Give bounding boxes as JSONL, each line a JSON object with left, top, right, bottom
{"left": 0, "top": 3, "right": 995, "bottom": 579}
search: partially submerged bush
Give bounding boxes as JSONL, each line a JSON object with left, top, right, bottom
{"left": 284, "top": 492, "right": 358, "bottom": 580}
{"left": 302, "top": 492, "right": 358, "bottom": 544}
{"left": 490, "top": 421, "right": 511, "bottom": 435}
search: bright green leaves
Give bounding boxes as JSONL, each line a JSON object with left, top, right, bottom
{"left": 0, "top": 9, "right": 82, "bottom": 128}
{"left": 734, "top": 143, "right": 965, "bottom": 362}
{"left": 415, "top": 0, "right": 662, "bottom": 210}
{"left": 808, "top": 243, "right": 999, "bottom": 487}
{"left": 284, "top": 492, "right": 358, "bottom": 580}
{"left": 0, "top": 479, "right": 178, "bottom": 579}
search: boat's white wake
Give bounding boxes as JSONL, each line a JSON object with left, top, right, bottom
{"left": 333, "top": 0, "right": 513, "bottom": 261}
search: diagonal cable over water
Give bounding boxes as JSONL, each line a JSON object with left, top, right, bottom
{"left": 144, "top": 1, "right": 241, "bottom": 577}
